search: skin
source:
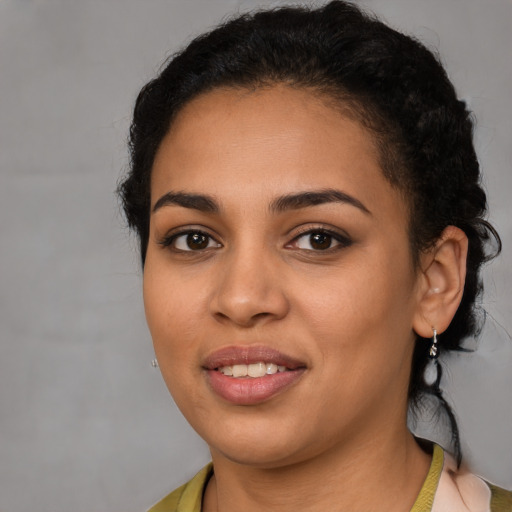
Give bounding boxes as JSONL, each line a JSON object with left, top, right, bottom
{"left": 143, "top": 85, "right": 467, "bottom": 512}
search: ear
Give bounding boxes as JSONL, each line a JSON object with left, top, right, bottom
{"left": 413, "top": 226, "right": 468, "bottom": 338}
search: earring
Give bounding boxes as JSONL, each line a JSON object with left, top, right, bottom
{"left": 151, "top": 359, "right": 159, "bottom": 368}
{"left": 429, "top": 328, "right": 438, "bottom": 359}
{"left": 424, "top": 328, "right": 440, "bottom": 386}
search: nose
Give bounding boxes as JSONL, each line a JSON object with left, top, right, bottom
{"left": 209, "top": 248, "right": 290, "bottom": 327}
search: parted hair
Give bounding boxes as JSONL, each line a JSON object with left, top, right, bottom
{"left": 118, "top": 0, "right": 501, "bottom": 463}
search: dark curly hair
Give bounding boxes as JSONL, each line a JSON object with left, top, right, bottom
{"left": 118, "top": 0, "right": 500, "bottom": 464}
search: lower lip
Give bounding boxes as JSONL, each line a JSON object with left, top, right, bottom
{"left": 206, "top": 369, "right": 305, "bottom": 405}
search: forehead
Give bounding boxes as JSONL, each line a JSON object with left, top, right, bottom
{"left": 151, "top": 85, "right": 404, "bottom": 216}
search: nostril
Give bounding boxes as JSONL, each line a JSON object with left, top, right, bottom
{"left": 253, "top": 312, "right": 272, "bottom": 320}
{"left": 213, "top": 309, "right": 273, "bottom": 327}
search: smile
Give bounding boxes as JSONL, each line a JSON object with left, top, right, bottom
{"left": 203, "top": 346, "right": 306, "bottom": 405}
{"left": 218, "top": 362, "right": 289, "bottom": 377}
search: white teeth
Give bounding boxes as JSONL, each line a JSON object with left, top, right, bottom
{"left": 266, "top": 363, "right": 278, "bottom": 375}
{"left": 218, "top": 362, "right": 289, "bottom": 378}
{"left": 232, "top": 364, "right": 248, "bottom": 378}
{"left": 248, "top": 362, "right": 266, "bottom": 377}
{"left": 219, "top": 366, "right": 233, "bottom": 376}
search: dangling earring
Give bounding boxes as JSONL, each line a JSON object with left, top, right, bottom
{"left": 429, "top": 328, "right": 438, "bottom": 359}
{"left": 151, "top": 359, "right": 159, "bottom": 368}
{"left": 424, "top": 328, "right": 440, "bottom": 386}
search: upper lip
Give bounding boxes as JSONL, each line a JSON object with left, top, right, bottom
{"left": 202, "top": 345, "right": 306, "bottom": 370}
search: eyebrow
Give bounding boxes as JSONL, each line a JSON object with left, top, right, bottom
{"left": 152, "top": 188, "right": 371, "bottom": 216}
{"left": 152, "top": 192, "right": 219, "bottom": 214}
{"left": 270, "top": 189, "right": 371, "bottom": 215}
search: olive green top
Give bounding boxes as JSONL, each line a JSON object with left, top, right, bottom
{"left": 148, "top": 444, "right": 512, "bottom": 511}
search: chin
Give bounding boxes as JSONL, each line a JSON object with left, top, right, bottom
{"left": 213, "top": 442, "right": 307, "bottom": 469}
{"left": 199, "top": 418, "right": 321, "bottom": 469}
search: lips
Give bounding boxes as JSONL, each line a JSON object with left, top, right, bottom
{"left": 203, "top": 346, "right": 306, "bottom": 405}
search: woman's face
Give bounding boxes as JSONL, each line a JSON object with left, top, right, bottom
{"left": 144, "top": 85, "right": 425, "bottom": 468}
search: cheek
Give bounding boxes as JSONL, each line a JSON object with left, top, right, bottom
{"left": 143, "top": 260, "right": 205, "bottom": 361}
{"left": 295, "top": 260, "right": 417, "bottom": 427}
{"left": 295, "top": 245, "right": 417, "bottom": 364}
{"left": 143, "top": 264, "right": 211, "bottom": 411}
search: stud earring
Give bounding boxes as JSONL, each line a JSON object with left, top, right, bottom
{"left": 429, "top": 328, "right": 438, "bottom": 359}
{"left": 151, "top": 359, "right": 159, "bottom": 368}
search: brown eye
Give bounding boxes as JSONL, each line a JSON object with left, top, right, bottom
{"left": 164, "top": 230, "right": 222, "bottom": 251}
{"left": 309, "top": 232, "right": 332, "bottom": 250}
{"left": 186, "top": 232, "right": 209, "bottom": 250}
{"left": 290, "top": 229, "right": 352, "bottom": 252}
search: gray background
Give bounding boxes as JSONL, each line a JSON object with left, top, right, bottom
{"left": 1, "top": 0, "right": 511, "bottom": 510}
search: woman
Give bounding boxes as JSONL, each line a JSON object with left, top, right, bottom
{"left": 118, "top": 1, "right": 511, "bottom": 510}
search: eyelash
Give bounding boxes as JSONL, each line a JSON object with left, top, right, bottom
{"left": 158, "top": 226, "right": 352, "bottom": 253}
{"left": 287, "top": 227, "right": 353, "bottom": 252}
{"left": 158, "top": 229, "right": 220, "bottom": 252}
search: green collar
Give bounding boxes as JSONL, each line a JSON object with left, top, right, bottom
{"left": 149, "top": 445, "right": 445, "bottom": 512}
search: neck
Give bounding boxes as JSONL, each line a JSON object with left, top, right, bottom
{"left": 203, "top": 428, "right": 431, "bottom": 512}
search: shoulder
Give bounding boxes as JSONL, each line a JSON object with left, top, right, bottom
{"left": 489, "top": 483, "right": 512, "bottom": 512}
{"left": 433, "top": 448, "right": 512, "bottom": 512}
{"left": 147, "top": 483, "right": 184, "bottom": 512}
{"left": 147, "top": 464, "right": 213, "bottom": 512}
